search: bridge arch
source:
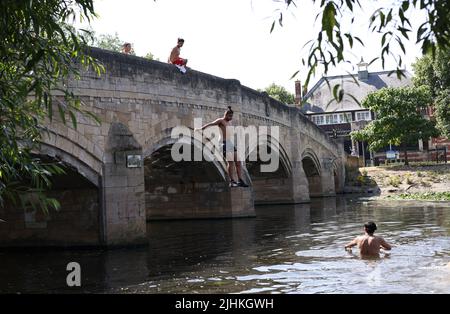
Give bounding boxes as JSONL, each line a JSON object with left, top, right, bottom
{"left": 40, "top": 128, "right": 103, "bottom": 179}
{"left": 143, "top": 131, "right": 228, "bottom": 182}
{"left": 245, "top": 135, "right": 294, "bottom": 204}
{"left": 245, "top": 134, "right": 292, "bottom": 179}
{"left": 143, "top": 130, "right": 245, "bottom": 220}
{"left": 37, "top": 143, "right": 101, "bottom": 187}
{"left": 301, "top": 148, "right": 322, "bottom": 197}
{"left": 1, "top": 142, "right": 103, "bottom": 247}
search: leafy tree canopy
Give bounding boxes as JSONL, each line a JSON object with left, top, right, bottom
{"left": 351, "top": 86, "right": 439, "bottom": 164}
{"left": 273, "top": 0, "right": 450, "bottom": 103}
{"left": 0, "top": 0, "right": 102, "bottom": 212}
{"left": 92, "top": 31, "right": 131, "bottom": 54}
{"left": 91, "top": 31, "right": 160, "bottom": 60}
{"left": 259, "top": 83, "right": 295, "bottom": 104}
{"left": 413, "top": 47, "right": 450, "bottom": 137}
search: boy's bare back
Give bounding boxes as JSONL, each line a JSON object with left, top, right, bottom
{"left": 354, "top": 235, "right": 391, "bottom": 256}
{"left": 345, "top": 221, "right": 392, "bottom": 257}
{"left": 169, "top": 46, "right": 180, "bottom": 63}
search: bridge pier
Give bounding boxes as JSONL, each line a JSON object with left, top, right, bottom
{"left": 101, "top": 123, "right": 147, "bottom": 246}
{"left": 320, "top": 171, "right": 337, "bottom": 197}
{"left": 145, "top": 181, "right": 255, "bottom": 220}
{"left": 252, "top": 161, "right": 310, "bottom": 204}
{"left": 290, "top": 161, "right": 312, "bottom": 202}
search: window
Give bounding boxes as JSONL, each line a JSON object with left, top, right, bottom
{"left": 344, "top": 112, "right": 352, "bottom": 123}
{"left": 311, "top": 113, "right": 353, "bottom": 125}
{"left": 312, "top": 115, "right": 325, "bottom": 125}
{"left": 356, "top": 111, "right": 371, "bottom": 121}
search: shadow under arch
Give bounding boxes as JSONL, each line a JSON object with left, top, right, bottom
{"left": 301, "top": 148, "right": 323, "bottom": 197}
{"left": 144, "top": 132, "right": 252, "bottom": 220}
{"left": 245, "top": 134, "right": 294, "bottom": 204}
{"left": 0, "top": 149, "right": 102, "bottom": 247}
{"left": 36, "top": 143, "right": 102, "bottom": 187}
{"left": 144, "top": 134, "right": 229, "bottom": 182}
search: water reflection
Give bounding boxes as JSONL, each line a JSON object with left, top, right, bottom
{"left": 0, "top": 197, "right": 449, "bottom": 293}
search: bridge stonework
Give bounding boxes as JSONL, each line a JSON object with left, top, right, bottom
{"left": 0, "top": 48, "right": 346, "bottom": 247}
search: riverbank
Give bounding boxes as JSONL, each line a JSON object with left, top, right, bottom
{"left": 345, "top": 163, "right": 450, "bottom": 201}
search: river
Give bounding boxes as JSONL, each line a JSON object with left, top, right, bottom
{"left": 1, "top": 197, "right": 449, "bottom": 293}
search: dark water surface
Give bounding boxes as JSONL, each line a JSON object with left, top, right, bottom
{"left": 1, "top": 197, "right": 450, "bottom": 293}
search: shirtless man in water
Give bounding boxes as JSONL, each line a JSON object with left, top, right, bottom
{"left": 195, "top": 106, "right": 249, "bottom": 187}
{"left": 168, "top": 38, "right": 188, "bottom": 66}
{"left": 345, "top": 221, "right": 392, "bottom": 257}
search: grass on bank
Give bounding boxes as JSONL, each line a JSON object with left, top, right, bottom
{"left": 385, "top": 192, "right": 450, "bottom": 201}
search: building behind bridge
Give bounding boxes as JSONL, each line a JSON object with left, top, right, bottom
{"left": 297, "top": 59, "right": 450, "bottom": 165}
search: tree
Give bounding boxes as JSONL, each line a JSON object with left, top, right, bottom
{"left": 91, "top": 32, "right": 160, "bottom": 60}
{"left": 413, "top": 47, "right": 450, "bottom": 137}
{"left": 259, "top": 83, "right": 295, "bottom": 104}
{"left": 0, "top": 1, "right": 102, "bottom": 212}
{"left": 351, "top": 86, "right": 439, "bottom": 165}
{"left": 272, "top": 0, "right": 450, "bottom": 103}
{"left": 144, "top": 51, "right": 159, "bottom": 61}
{"left": 435, "top": 89, "right": 450, "bottom": 137}
{"left": 93, "top": 32, "right": 128, "bottom": 53}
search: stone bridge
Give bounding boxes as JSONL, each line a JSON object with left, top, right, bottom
{"left": 0, "top": 48, "right": 346, "bottom": 247}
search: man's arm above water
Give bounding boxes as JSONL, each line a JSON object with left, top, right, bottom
{"left": 345, "top": 237, "right": 359, "bottom": 250}
{"left": 380, "top": 237, "right": 392, "bottom": 250}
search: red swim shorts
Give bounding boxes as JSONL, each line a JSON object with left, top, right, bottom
{"left": 172, "top": 57, "right": 185, "bottom": 66}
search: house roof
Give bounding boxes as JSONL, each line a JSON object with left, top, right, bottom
{"left": 301, "top": 70, "right": 412, "bottom": 114}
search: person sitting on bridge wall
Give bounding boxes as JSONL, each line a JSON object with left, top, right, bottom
{"left": 168, "top": 38, "right": 188, "bottom": 67}
{"left": 122, "top": 42, "right": 133, "bottom": 55}
{"left": 195, "top": 107, "right": 249, "bottom": 188}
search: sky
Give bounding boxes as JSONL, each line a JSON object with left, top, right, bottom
{"left": 77, "top": 0, "right": 427, "bottom": 94}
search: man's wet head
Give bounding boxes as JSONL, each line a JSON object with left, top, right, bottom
{"left": 224, "top": 106, "right": 233, "bottom": 121}
{"left": 177, "top": 38, "right": 184, "bottom": 47}
{"left": 364, "top": 221, "right": 377, "bottom": 235}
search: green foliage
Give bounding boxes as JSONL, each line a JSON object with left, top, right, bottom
{"left": 92, "top": 32, "right": 128, "bottom": 53}
{"left": 413, "top": 47, "right": 450, "bottom": 137}
{"left": 260, "top": 83, "right": 295, "bottom": 104}
{"left": 413, "top": 48, "right": 450, "bottom": 97}
{"left": 404, "top": 173, "right": 414, "bottom": 185}
{"left": 387, "top": 175, "right": 401, "bottom": 187}
{"left": 0, "top": 0, "right": 103, "bottom": 213}
{"left": 351, "top": 86, "right": 439, "bottom": 158}
{"left": 389, "top": 192, "right": 450, "bottom": 201}
{"left": 144, "top": 51, "right": 159, "bottom": 61}
{"left": 434, "top": 89, "right": 450, "bottom": 137}
{"left": 273, "top": 0, "right": 450, "bottom": 104}
{"left": 91, "top": 32, "right": 160, "bottom": 60}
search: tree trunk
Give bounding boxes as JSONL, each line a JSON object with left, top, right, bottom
{"left": 403, "top": 142, "right": 409, "bottom": 166}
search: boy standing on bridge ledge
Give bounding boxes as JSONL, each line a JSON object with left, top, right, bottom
{"left": 195, "top": 107, "right": 249, "bottom": 188}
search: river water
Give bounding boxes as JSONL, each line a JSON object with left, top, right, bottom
{"left": 1, "top": 197, "right": 450, "bottom": 293}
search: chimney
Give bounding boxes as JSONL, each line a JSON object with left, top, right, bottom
{"left": 357, "top": 57, "right": 369, "bottom": 81}
{"left": 295, "top": 80, "right": 302, "bottom": 105}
